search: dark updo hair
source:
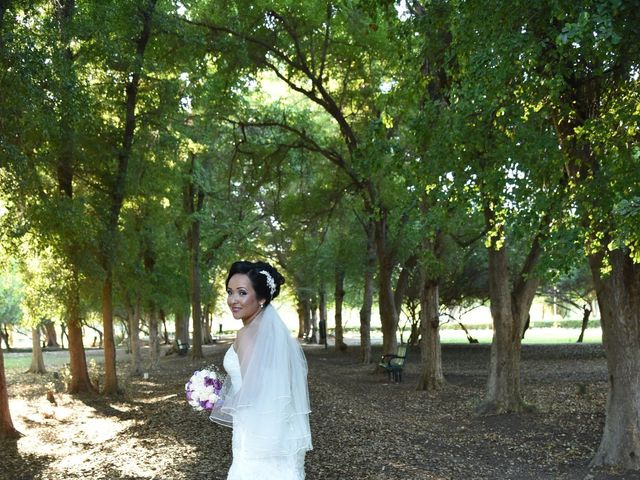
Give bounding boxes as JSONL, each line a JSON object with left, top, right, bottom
{"left": 225, "top": 260, "right": 285, "bottom": 306}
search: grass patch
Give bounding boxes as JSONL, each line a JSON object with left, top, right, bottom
{"left": 438, "top": 327, "right": 602, "bottom": 344}
{"left": 3, "top": 349, "right": 105, "bottom": 371}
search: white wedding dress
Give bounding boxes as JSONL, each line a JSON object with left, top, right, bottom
{"left": 222, "top": 344, "right": 307, "bottom": 480}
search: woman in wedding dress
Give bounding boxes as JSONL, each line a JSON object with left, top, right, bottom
{"left": 210, "top": 261, "right": 312, "bottom": 480}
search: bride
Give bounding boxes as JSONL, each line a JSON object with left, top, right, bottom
{"left": 210, "top": 261, "right": 313, "bottom": 479}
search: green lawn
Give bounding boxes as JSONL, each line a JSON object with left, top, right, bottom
{"left": 3, "top": 348, "right": 105, "bottom": 371}
{"left": 439, "top": 327, "right": 602, "bottom": 344}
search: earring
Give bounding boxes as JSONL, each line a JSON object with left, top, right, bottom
{"left": 260, "top": 303, "right": 264, "bottom": 308}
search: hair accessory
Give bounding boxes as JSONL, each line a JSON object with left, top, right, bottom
{"left": 259, "top": 270, "right": 277, "bottom": 298}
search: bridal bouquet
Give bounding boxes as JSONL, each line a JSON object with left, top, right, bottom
{"left": 185, "top": 366, "right": 225, "bottom": 412}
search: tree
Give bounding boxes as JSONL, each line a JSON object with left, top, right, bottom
{"left": 0, "top": 343, "right": 21, "bottom": 440}
{"left": 191, "top": 1, "right": 424, "bottom": 355}
{"left": 520, "top": 0, "right": 640, "bottom": 468}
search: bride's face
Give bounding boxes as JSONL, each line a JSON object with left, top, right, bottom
{"left": 227, "top": 273, "right": 262, "bottom": 323}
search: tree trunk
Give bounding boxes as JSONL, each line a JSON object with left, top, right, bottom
{"left": 160, "top": 309, "right": 170, "bottom": 345}
{"left": 0, "top": 344, "right": 21, "bottom": 440}
{"left": 378, "top": 256, "right": 398, "bottom": 356}
{"left": 576, "top": 304, "right": 592, "bottom": 343}
{"left": 1, "top": 326, "right": 10, "bottom": 351}
{"left": 360, "top": 225, "right": 376, "bottom": 364}
{"left": 43, "top": 320, "right": 59, "bottom": 347}
{"left": 175, "top": 309, "right": 189, "bottom": 344}
{"left": 478, "top": 202, "right": 543, "bottom": 414}
{"left": 296, "top": 299, "right": 305, "bottom": 339}
{"left": 148, "top": 305, "right": 160, "bottom": 369}
{"left": 202, "top": 305, "right": 213, "bottom": 344}
{"left": 303, "top": 297, "right": 312, "bottom": 341}
{"left": 129, "top": 298, "right": 142, "bottom": 376}
{"left": 66, "top": 277, "right": 94, "bottom": 394}
{"left": 99, "top": 0, "right": 156, "bottom": 393}
{"left": 318, "top": 286, "right": 327, "bottom": 345}
{"left": 308, "top": 296, "right": 318, "bottom": 344}
{"left": 101, "top": 270, "right": 118, "bottom": 394}
{"left": 478, "top": 243, "right": 524, "bottom": 414}
{"left": 588, "top": 248, "right": 640, "bottom": 469}
{"left": 417, "top": 281, "right": 445, "bottom": 391}
{"left": 186, "top": 153, "right": 205, "bottom": 359}
{"left": 334, "top": 265, "right": 347, "bottom": 351}
{"left": 189, "top": 225, "right": 203, "bottom": 358}
{"left": 27, "top": 328, "right": 46, "bottom": 374}
{"left": 394, "top": 255, "right": 418, "bottom": 318}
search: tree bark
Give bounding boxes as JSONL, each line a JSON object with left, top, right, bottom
{"left": 375, "top": 209, "right": 399, "bottom": 356}
{"left": 128, "top": 297, "right": 142, "bottom": 376}
{"left": 588, "top": 248, "right": 640, "bottom": 469}
{"left": 186, "top": 154, "right": 205, "bottom": 359}
{"left": 0, "top": 326, "right": 10, "bottom": 351}
{"left": 202, "top": 305, "right": 213, "bottom": 344}
{"left": 296, "top": 299, "right": 305, "bottom": 339}
{"left": 478, "top": 242, "right": 524, "bottom": 414}
{"left": 99, "top": 0, "right": 157, "bottom": 394}
{"left": 66, "top": 275, "right": 94, "bottom": 394}
{"left": 334, "top": 265, "right": 347, "bottom": 351}
{"left": 576, "top": 304, "right": 592, "bottom": 343}
{"left": 378, "top": 253, "right": 398, "bottom": 356}
{"left": 43, "top": 320, "right": 59, "bottom": 347}
{"left": 0, "top": 343, "right": 21, "bottom": 440}
{"left": 308, "top": 296, "right": 318, "bottom": 344}
{"left": 101, "top": 270, "right": 118, "bottom": 394}
{"left": 318, "top": 285, "right": 327, "bottom": 345}
{"left": 359, "top": 224, "right": 376, "bottom": 364}
{"left": 27, "top": 328, "right": 46, "bottom": 374}
{"left": 175, "top": 309, "right": 189, "bottom": 344}
{"left": 148, "top": 305, "right": 160, "bottom": 369}
{"left": 417, "top": 281, "right": 445, "bottom": 391}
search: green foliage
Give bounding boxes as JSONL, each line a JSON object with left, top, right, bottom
{"left": 0, "top": 266, "right": 23, "bottom": 327}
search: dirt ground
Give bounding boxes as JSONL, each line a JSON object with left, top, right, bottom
{"left": 2, "top": 342, "right": 640, "bottom": 480}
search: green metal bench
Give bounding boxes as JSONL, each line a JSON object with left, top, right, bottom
{"left": 175, "top": 339, "right": 189, "bottom": 356}
{"left": 379, "top": 344, "right": 407, "bottom": 382}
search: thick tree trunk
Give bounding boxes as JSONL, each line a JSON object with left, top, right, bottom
{"left": 334, "top": 266, "right": 347, "bottom": 351}
{"left": 66, "top": 278, "right": 94, "bottom": 394}
{"left": 43, "top": 320, "right": 59, "bottom": 347}
{"left": 27, "top": 328, "right": 46, "bottom": 374}
{"left": 378, "top": 257, "right": 398, "bottom": 356}
{"left": 589, "top": 249, "right": 640, "bottom": 469}
{"left": 417, "top": 282, "right": 445, "bottom": 391}
{"left": 129, "top": 298, "right": 142, "bottom": 376}
{"left": 175, "top": 309, "right": 189, "bottom": 344}
{"left": 0, "top": 344, "right": 21, "bottom": 440}
{"left": 373, "top": 211, "right": 399, "bottom": 356}
{"left": 478, "top": 203, "right": 543, "bottom": 414}
{"left": 478, "top": 244, "right": 524, "bottom": 414}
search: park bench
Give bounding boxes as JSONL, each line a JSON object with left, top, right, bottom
{"left": 379, "top": 344, "right": 407, "bottom": 383}
{"left": 175, "top": 339, "right": 189, "bottom": 356}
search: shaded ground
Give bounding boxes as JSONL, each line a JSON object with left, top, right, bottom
{"left": 2, "top": 342, "right": 639, "bottom": 480}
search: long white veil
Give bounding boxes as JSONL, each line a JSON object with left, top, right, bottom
{"left": 210, "top": 304, "right": 312, "bottom": 458}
